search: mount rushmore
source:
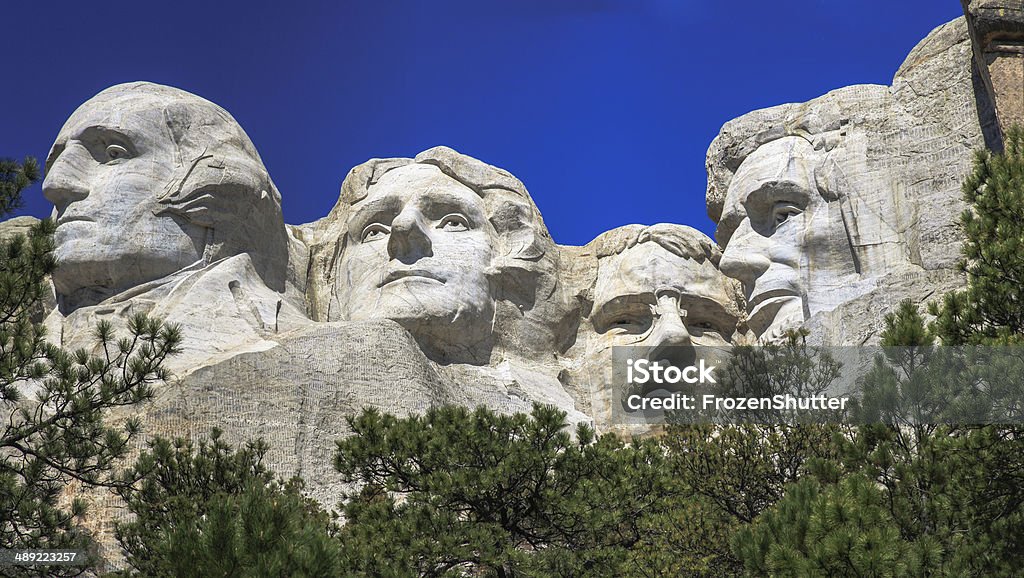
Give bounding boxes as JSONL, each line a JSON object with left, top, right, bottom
{"left": 4, "top": 5, "right": 1022, "bottom": 535}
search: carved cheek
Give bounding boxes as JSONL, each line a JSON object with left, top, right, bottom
{"left": 95, "top": 159, "right": 166, "bottom": 213}
{"left": 439, "top": 231, "right": 493, "bottom": 271}
{"left": 344, "top": 243, "right": 389, "bottom": 290}
{"left": 809, "top": 202, "right": 847, "bottom": 250}
{"left": 765, "top": 219, "right": 806, "bottom": 269}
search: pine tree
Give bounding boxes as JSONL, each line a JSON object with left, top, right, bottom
{"left": 0, "top": 157, "right": 38, "bottom": 217}
{"left": 727, "top": 308, "right": 951, "bottom": 576}
{"left": 334, "top": 404, "right": 674, "bottom": 576}
{"left": 931, "top": 127, "right": 1024, "bottom": 344}
{"left": 639, "top": 330, "right": 845, "bottom": 575}
{"left": 112, "top": 430, "right": 341, "bottom": 577}
{"left": 740, "top": 300, "right": 1024, "bottom": 575}
{"left": 0, "top": 156, "right": 181, "bottom": 576}
{"left": 732, "top": 474, "right": 930, "bottom": 576}
{"left": 655, "top": 422, "right": 842, "bottom": 575}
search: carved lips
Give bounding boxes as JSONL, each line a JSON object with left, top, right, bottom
{"left": 746, "top": 288, "right": 802, "bottom": 337}
{"left": 747, "top": 287, "right": 799, "bottom": 314}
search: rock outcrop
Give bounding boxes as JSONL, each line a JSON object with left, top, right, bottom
{"left": 6, "top": 9, "right": 1008, "bottom": 566}
{"left": 705, "top": 16, "right": 997, "bottom": 345}
{"left": 963, "top": 0, "right": 1024, "bottom": 140}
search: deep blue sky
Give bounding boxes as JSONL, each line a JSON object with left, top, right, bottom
{"left": 2, "top": 1, "right": 963, "bottom": 245}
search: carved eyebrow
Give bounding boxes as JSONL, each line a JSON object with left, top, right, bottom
{"left": 64, "top": 124, "right": 136, "bottom": 144}
{"left": 45, "top": 125, "right": 139, "bottom": 173}
{"left": 347, "top": 197, "right": 399, "bottom": 236}
{"left": 418, "top": 190, "right": 485, "bottom": 219}
{"left": 718, "top": 179, "right": 815, "bottom": 244}
{"left": 678, "top": 294, "right": 736, "bottom": 323}
{"left": 745, "top": 179, "right": 814, "bottom": 209}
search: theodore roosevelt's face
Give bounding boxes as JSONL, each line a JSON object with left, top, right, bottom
{"left": 42, "top": 94, "right": 204, "bottom": 299}
{"left": 339, "top": 164, "right": 496, "bottom": 343}
{"left": 584, "top": 240, "right": 737, "bottom": 382}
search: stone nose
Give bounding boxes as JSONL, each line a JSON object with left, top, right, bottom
{"left": 646, "top": 292, "right": 692, "bottom": 358}
{"left": 42, "top": 142, "right": 91, "bottom": 215}
{"left": 387, "top": 209, "right": 432, "bottom": 264}
{"left": 719, "top": 219, "right": 771, "bottom": 293}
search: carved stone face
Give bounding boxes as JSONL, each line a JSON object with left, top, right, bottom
{"left": 716, "top": 137, "right": 834, "bottom": 340}
{"left": 339, "top": 163, "right": 496, "bottom": 359}
{"left": 43, "top": 92, "right": 205, "bottom": 302}
{"left": 587, "top": 240, "right": 738, "bottom": 370}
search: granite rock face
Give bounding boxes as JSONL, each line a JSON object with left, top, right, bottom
{"left": 21, "top": 14, "right": 1000, "bottom": 432}
{"left": 963, "top": 0, "right": 1024, "bottom": 139}
{"left": 706, "top": 17, "right": 997, "bottom": 344}
{"left": 0, "top": 215, "right": 39, "bottom": 240}
{"left": 306, "top": 146, "right": 577, "bottom": 369}
{"left": 40, "top": 82, "right": 309, "bottom": 376}
{"left": 558, "top": 224, "right": 744, "bottom": 434}
{"left": 6, "top": 12, "right": 1007, "bottom": 560}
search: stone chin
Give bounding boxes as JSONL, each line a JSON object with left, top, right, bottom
{"left": 353, "top": 284, "right": 492, "bottom": 326}
{"left": 51, "top": 220, "right": 202, "bottom": 305}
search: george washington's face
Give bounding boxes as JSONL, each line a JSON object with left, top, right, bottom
{"left": 338, "top": 164, "right": 498, "bottom": 359}
{"left": 43, "top": 93, "right": 205, "bottom": 301}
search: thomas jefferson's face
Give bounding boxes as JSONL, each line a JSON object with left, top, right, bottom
{"left": 339, "top": 164, "right": 496, "bottom": 342}
{"left": 43, "top": 94, "right": 204, "bottom": 299}
{"left": 587, "top": 241, "right": 737, "bottom": 369}
{"left": 717, "top": 137, "right": 829, "bottom": 340}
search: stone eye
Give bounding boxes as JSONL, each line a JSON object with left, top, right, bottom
{"left": 604, "top": 312, "right": 650, "bottom": 335}
{"left": 105, "top": 144, "right": 129, "bottom": 161}
{"left": 361, "top": 223, "right": 390, "bottom": 242}
{"left": 772, "top": 203, "right": 802, "bottom": 229}
{"left": 689, "top": 320, "right": 723, "bottom": 336}
{"left": 438, "top": 213, "right": 470, "bottom": 231}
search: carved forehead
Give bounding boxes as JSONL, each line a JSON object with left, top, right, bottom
{"left": 56, "top": 83, "right": 253, "bottom": 153}
{"left": 357, "top": 164, "right": 487, "bottom": 215}
{"left": 370, "top": 163, "right": 479, "bottom": 199}
{"left": 57, "top": 92, "right": 167, "bottom": 141}
{"left": 346, "top": 164, "right": 490, "bottom": 238}
{"left": 593, "top": 242, "right": 733, "bottom": 311}
{"left": 727, "top": 136, "right": 818, "bottom": 199}
{"left": 717, "top": 137, "right": 820, "bottom": 243}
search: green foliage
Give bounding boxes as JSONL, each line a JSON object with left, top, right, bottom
{"left": 735, "top": 304, "right": 953, "bottom": 574}
{"left": 854, "top": 300, "right": 954, "bottom": 426}
{"left": 0, "top": 156, "right": 39, "bottom": 217}
{"left": 334, "top": 403, "right": 674, "bottom": 577}
{"left": 112, "top": 430, "right": 341, "bottom": 578}
{"left": 634, "top": 329, "right": 846, "bottom": 574}
{"left": 930, "top": 127, "right": 1024, "bottom": 344}
{"left": 657, "top": 423, "right": 842, "bottom": 575}
{"left": 733, "top": 474, "right": 930, "bottom": 576}
{"left": 0, "top": 210, "right": 180, "bottom": 576}
{"left": 733, "top": 296, "right": 1024, "bottom": 576}
{"left": 938, "top": 426, "right": 1024, "bottom": 574}
{"left": 0, "top": 218, "right": 57, "bottom": 402}
{"left": 703, "top": 328, "right": 844, "bottom": 423}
